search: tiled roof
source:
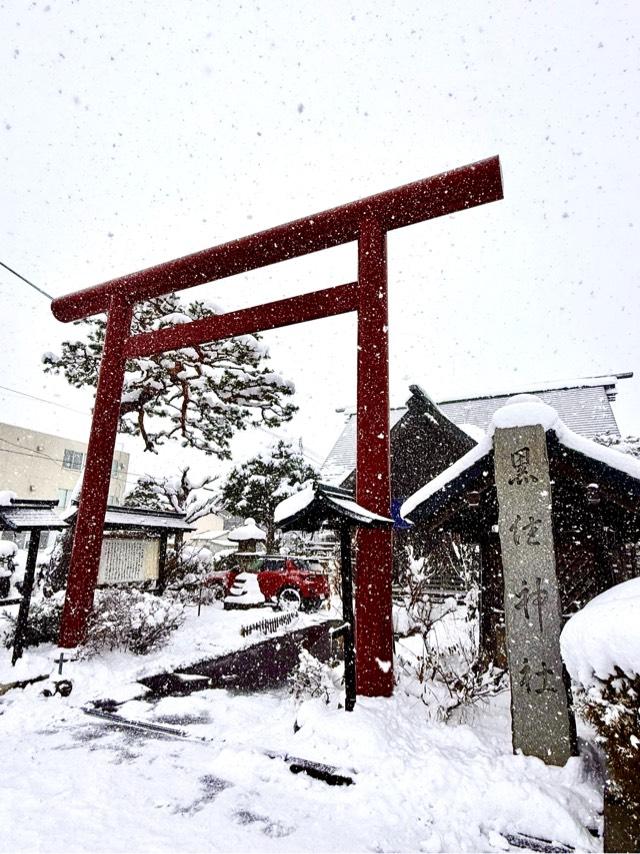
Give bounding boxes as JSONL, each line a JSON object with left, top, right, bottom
{"left": 0, "top": 499, "right": 68, "bottom": 531}
{"left": 320, "top": 408, "right": 405, "bottom": 485}
{"left": 321, "top": 378, "right": 625, "bottom": 484}
{"left": 66, "top": 504, "right": 195, "bottom": 532}
{"left": 439, "top": 385, "right": 619, "bottom": 439}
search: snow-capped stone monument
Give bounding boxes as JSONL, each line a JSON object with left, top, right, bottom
{"left": 493, "top": 398, "right": 576, "bottom": 765}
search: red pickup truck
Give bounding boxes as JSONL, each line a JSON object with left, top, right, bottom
{"left": 204, "top": 554, "right": 330, "bottom": 611}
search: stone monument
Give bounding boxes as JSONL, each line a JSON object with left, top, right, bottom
{"left": 494, "top": 422, "right": 576, "bottom": 765}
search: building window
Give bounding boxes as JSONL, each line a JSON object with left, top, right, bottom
{"left": 62, "top": 449, "right": 83, "bottom": 471}
{"left": 58, "top": 488, "right": 72, "bottom": 509}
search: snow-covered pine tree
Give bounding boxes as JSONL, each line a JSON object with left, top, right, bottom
{"left": 43, "top": 295, "right": 297, "bottom": 456}
{"left": 219, "top": 441, "right": 317, "bottom": 551}
{"left": 124, "top": 467, "right": 219, "bottom": 524}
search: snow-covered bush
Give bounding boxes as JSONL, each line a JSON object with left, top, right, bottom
{"left": 83, "top": 588, "right": 185, "bottom": 656}
{"left": 1, "top": 591, "right": 65, "bottom": 649}
{"left": 38, "top": 527, "right": 73, "bottom": 596}
{"left": 2, "top": 588, "right": 185, "bottom": 655}
{"left": 0, "top": 540, "right": 17, "bottom": 597}
{"left": 164, "top": 543, "right": 218, "bottom": 603}
{"left": 289, "top": 648, "right": 342, "bottom": 706}
{"left": 561, "top": 577, "right": 640, "bottom": 843}
{"left": 394, "top": 563, "right": 505, "bottom": 720}
{"left": 574, "top": 670, "right": 640, "bottom": 778}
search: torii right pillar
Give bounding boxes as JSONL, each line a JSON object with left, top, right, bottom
{"left": 355, "top": 216, "right": 394, "bottom": 696}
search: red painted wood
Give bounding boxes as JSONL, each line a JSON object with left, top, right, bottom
{"left": 127, "top": 282, "right": 358, "bottom": 359}
{"left": 51, "top": 156, "right": 503, "bottom": 322}
{"left": 59, "top": 295, "right": 133, "bottom": 647}
{"left": 355, "top": 217, "right": 394, "bottom": 696}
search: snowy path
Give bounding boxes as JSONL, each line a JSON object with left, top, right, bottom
{"left": 0, "top": 681, "right": 602, "bottom": 853}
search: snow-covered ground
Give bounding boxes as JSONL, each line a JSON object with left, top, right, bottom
{"left": 0, "top": 602, "right": 604, "bottom": 853}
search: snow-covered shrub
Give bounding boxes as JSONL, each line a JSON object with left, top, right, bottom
{"left": 561, "top": 578, "right": 640, "bottom": 846}
{"left": 1, "top": 588, "right": 185, "bottom": 655}
{"left": 574, "top": 670, "right": 640, "bottom": 777}
{"left": 1, "top": 591, "right": 65, "bottom": 649}
{"left": 394, "top": 572, "right": 505, "bottom": 720}
{"left": 164, "top": 543, "right": 218, "bottom": 603}
{"left": 83, "top": 588, "right": 185, "bottom": 656}
{"left": 289, "top": 649, "right": 342, "bottom": 705}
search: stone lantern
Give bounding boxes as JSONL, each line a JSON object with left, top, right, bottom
{"left": 227, "top": 517, "right": 267, "bottom": 553}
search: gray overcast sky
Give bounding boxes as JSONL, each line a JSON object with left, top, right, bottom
{"left": 1, "top": 0, "right": 639, "bottom": 481}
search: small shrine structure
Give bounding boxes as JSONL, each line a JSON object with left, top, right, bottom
{"left": 275, "top": 482, "right": 393, "bottom": 710}
{"left": 63, "top": 504, "right": 194, "bottom": 594}
{"left": 402, "top": 395, "right": 640, "bottom": 766}
{"left": 0, "top": 497, "right": 68, "bottom": 663}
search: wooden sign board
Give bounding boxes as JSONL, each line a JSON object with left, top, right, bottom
{"left": 97, "top": 537, "right": 159, "bottom": 585}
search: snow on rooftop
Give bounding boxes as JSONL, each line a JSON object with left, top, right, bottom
{"left": 330, "top": 495, "right": 392, "bottom": 524}
{"left": 439, "top": 373, "right": 626, "bottom": 403}
{"left": 274, "top": 484, "right": 315, "bottom": 525}
{"left": 458, "top": 423, "right": 486, "bottom": 442}
{"left": 322, "top": 377, "right": 625, "bottom": 483}
{"left": 560, "top": 577, "right": 640, "bottom": 688}
{"left": 401, "top": 395, "right": 640, "bottom": 520}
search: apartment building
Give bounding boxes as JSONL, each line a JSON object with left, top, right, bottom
{"left": 0, "top": 421, "right": 129, "bottom": 509}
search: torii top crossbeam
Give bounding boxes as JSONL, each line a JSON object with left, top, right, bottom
{"left": 52, "top": 156, "right": 502, "bottom": 322}
{"left": 51, "top": 155, "right": 503, "bottom": 697}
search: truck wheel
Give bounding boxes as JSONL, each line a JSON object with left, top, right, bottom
{"left": 278, "top": 586, "right": 302, "bottom": 612}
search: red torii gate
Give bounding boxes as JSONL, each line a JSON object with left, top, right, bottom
{"left": 51, "top": 155, "right": 503, "bottom": 697}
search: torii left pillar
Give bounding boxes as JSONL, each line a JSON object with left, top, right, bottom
{"left": 59, "top": 295, "right": 132, "bottom": 646}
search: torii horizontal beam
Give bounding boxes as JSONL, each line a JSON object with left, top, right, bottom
{"left": 51, "top": 156, "right": 502, "bottom": 322}
{"left": 126, "top": 282, "right": 358, "bottom": 358}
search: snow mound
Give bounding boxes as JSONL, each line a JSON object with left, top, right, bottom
{"left": 489, "top": 394, "right": 559, "bottom": 431}
{"left": 224, "top": 571, "right": 266, "bottom": 606}
{"left": 0, "top": 490, "right": 17, "bottom": 506}
{"left": 0, "top": 541, "right": 18, "bottom": 559}
{"left": 560, "top": 577, "right": 640, "bottom": 688}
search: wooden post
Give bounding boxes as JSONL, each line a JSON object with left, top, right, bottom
{"left": 340, "top": 527, "right": 356, "bottom": 712}
{"left": 156, "top": 531, "right": 169, "bottom": 595}
{"left": 12, "top": 529, "right": 41, "bottom": 664}
{"left": 478, "top": 532, "right": 506, "bottom": 669}
{"left": 59, "top": 295, "right": 133, "bottom": 647}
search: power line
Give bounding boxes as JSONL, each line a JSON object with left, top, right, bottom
{"left": 0, "top": 383, "right": 89, "bottom": 416}
{"left": 0, "top": 260, "right": 53, "bottom": 301}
